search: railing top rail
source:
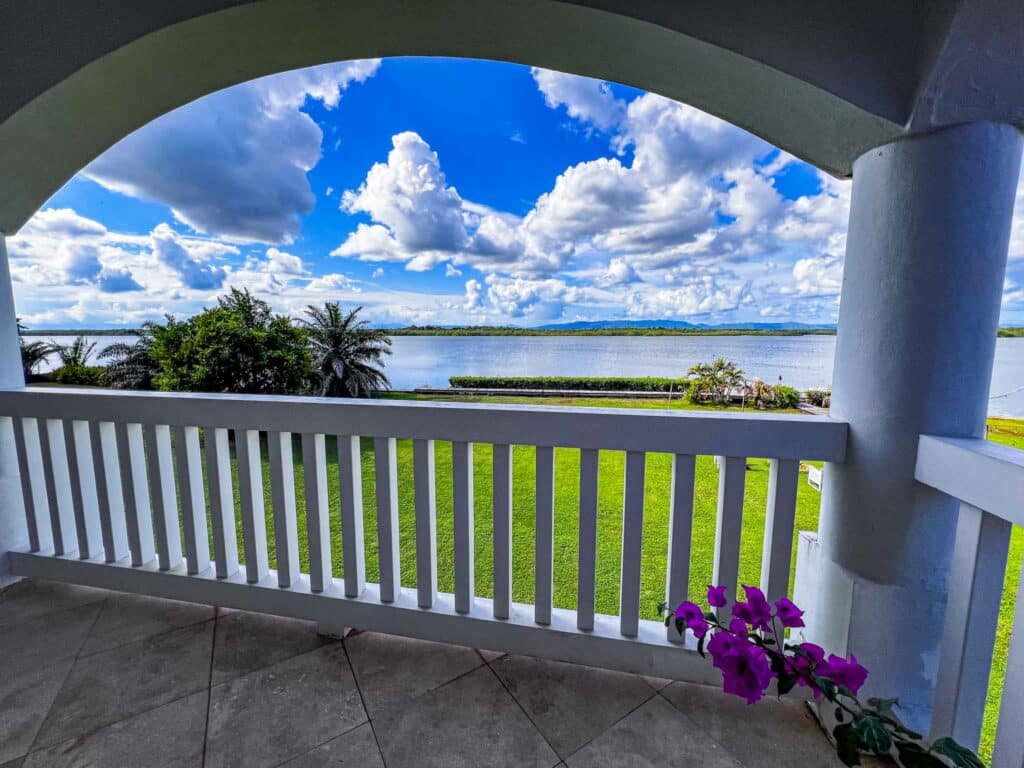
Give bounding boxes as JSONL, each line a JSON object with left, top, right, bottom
{"left": 915, "top": 435, "right": 1024, "bottom": 527}
{"left": 0, "top": 387, "right": 848, "bottom": 460}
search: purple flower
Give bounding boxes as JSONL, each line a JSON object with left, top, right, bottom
{"left": 788, "top": 642, "right": 826, "bottom": 695}
{"left": 707, "top": 624, "right": 747, "bottom": 662}
{"left": 674, "top": 601, "right": 709, "bottom": 639}
{"left": 732, "top": 586, "right": 772, "bottom": 632}
{"left": 774, "top": 598, "right": 805, "bottom": 628}
{"left": 823, "top": 654, "right": 869, "bottom": 695}
{"left": 707, "top": 585, "right": 728, "bottom": 608}
{"left": 718, "top": 644, "right": 774, "bottom": 705}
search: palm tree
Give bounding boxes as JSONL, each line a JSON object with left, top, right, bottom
{"left": 20, "top": 339, "right": 51, "bottom": 381}
{"left": 49, "top": 335, "right": 97, "bottom": 368}
{"left": 687, "top": 357, "right": 745, "bottom": 405}
{"left": 301, "top": 303, "right": 391, "bottom": 397}
{"left": 99, "top": 323, "right": 160, "bottom": 390}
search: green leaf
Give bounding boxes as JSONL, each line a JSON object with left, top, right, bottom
{"left": 835, "top": 707, "right": 844, "bottom": 723}
{"left": 930, "top": 738, "right": 985, "bottom": 768}
{"left": 866, "top": 697, "right": 899, "bottom": 715}
{"left": 657, "top": 601, "right": 668, "bottom": 615}
{"left": 832, "top": 723, "right": 862, "bottom": 766}
{"left": 852, "top": 715, "right": 892, "bottom": 756}
{"left": 895, "top": 742, "right": 946, "bottom": 768}
{"left": 704, "top": 611, "right": 718, "bottom": 622}
{"left": 814, "top": 676, "right": 838, "bottom": 701}
{"left": 697, "top": 634, "right": 706, "bottom": 658}
{"left": 674, "top": 617, "right": 685, "bottom": 637}
{"left": 776, "top": 672, "right": 797, "bottom": 696}
{"left": 664, "top": 615, "right": 671, "bottom": 627}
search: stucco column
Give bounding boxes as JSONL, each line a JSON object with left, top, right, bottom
{"left": 811, "top": 122, "right": 1023, "bottom": 731}
{"left": 0, "top": 233, "right": 26, "bottom": 586}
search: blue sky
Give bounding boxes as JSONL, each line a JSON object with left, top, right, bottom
{"left": 8, "top": 57, "right": 1024, "bottom": 328}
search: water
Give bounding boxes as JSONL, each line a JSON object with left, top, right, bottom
{"left": 35, "top": 334, "right": 1024, "bottom": 418}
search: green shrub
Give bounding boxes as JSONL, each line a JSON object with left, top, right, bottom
{"left": 773, "top": 385, "right": 801, "bottom": 409}
{"left": 51, "top": 365, "right": 107, "bottom": 386}
{"left": 448, "top": 376, "right": 688, "bottom": 392}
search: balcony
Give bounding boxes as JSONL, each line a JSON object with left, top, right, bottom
{"left": 1, "top": 387, "right": 1021, "bottom": 765}
{"left": 2, "top": 579, "right": 860, "bottom": 767}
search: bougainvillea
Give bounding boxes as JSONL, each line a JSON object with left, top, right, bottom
{"left": 661, "top": 586, "right": 985, "bottom": 768}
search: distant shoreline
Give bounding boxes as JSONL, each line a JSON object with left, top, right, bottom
{"left": 21, "top": 326, "right": 1024, "bottom": 337}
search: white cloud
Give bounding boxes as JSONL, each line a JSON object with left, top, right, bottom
{"left": 84, "top": 60, "right": 380, "bottom": 244}
{"left": 464, "top": 279, "right": 483, "bottom": 311}
{"left": 341, "top": 131, "right": 468, "bottom": 253}
{"left": 445, "top": 263, "right": 462, "bottom": 277}
{"left": 530, "top": 68, "right": 626, "bottom": 132}
{"left": 265, "top": 247, "right": 306, "bottom": 276}
{"left": 150, "top": 224, "right": 230, "bottom": 290}
{"left": 627, "top": 277, "right": 753, "bottom": 318}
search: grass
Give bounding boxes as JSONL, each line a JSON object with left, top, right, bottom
{"left": 208, "top": 394, "right": 1020, "bottom": 760}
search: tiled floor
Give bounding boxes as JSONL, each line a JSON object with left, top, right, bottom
{"left": 0, "top": 579, "right": 851, "bottom": 767}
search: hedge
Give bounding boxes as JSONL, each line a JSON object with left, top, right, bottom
{"left": 32, "top": 365, "right": 108, "bottom": 387}
{"left": 448, "top": 376, "right": 689, "bottom": 392}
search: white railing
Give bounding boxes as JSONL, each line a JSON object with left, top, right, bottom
{"left": 0, "top": 387, "right": 847, "bottom": 681}
{"left": 916, "top": 436, "right": 1024, "bottom": 767}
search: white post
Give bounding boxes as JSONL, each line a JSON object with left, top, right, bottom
{"left": 0, "top": 233, "right": 28, "bottom": 585}
{"left": 811, "top": 123, "right": 1023, "bottom": 733}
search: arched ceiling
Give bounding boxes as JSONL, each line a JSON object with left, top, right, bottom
{"left": 0, "top": 0, "right": 1019, "bottom": 234}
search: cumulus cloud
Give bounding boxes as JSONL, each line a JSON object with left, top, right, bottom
{"left": 265, "top": 247, "right": 306, "bottom": 276}
{"left": 627, "top": 276, "right": 753, "bottom": 318}
{"left": 336, "top": 132, "right": 469, "bottom": 262}
{"left": 150, "top": 224, "right": 229, "bottom": 290}
{"left": 84, "top": 60, "right": 380, "bottom": 243}
{"left": 97, "top": 268, "right": 143, "bottom": 293}
{"left": 531, "top": 68, "right": 626, "bottom": 132}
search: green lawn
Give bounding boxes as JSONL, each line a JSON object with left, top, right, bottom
{"left": 212, "top": 395, "right": 1022, "bottom": 762}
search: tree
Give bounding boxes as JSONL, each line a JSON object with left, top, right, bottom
{"left": 99, "top": 322, "right": 161, "bottom": 390}
{"left": 20, "top": 339, "right": 51, "bottom": 381}
{"left": 687, "top": 357, "right": 745, "bottom": 405}
{"left": 49, "top": 335, "right": 97, "bottom": 367}
{"left": 301, "top": 302, "right": 391, "bottom": 397}
{"left": 151, "top": 288, "right": 310, "bottom": 395}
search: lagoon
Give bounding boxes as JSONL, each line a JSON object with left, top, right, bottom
{"left": 38, "top": 333, "right": 1024, "bottom": 417}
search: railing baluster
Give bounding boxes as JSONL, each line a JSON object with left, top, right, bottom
{"left": 993, "top": 554, "right": 1024, "bottom": 768}
{"left": 236, "top": 429, "right": 268, "bottom": 583}
{"left": 577, "top": 448, "right": 599, "bottom": 631}
{"left": 173, "top": 425, "right": 209, "bottom": 575}
{"left": 453, "top": 441, "right": 474, "bottom": 614}
{"left": 144, "top": 424, "right": 183, "bottom": 571}
{"left": 760, "top": 458, "right": 800, "bottom": 604}
{"left": 666, "top": 453, "right": 696, "bottom": 644}
{"left": 619, "top": 450, "right": 646, "bottom": 637}
{"left": 931, "top": 503, "right": 1011, "bottom": 751}
{"left": 712, "top": 455, "right": 746, "bottom": 624}
{"left": 204, "top": 426, "right": 238, "bottom": 578}
{"left": 535, "top": 445, "right": 555, "bottom": 625}
{"left": 14, "top": 417, "right": 50, "bottom": 552}
{"left": 63, "top": 419, "right": 102, "bottom": 559}
{"left": 90, "top": 421, "right": 128, "bottom": 563}
{"left": 374, "top": 437, "right": 400, "bottom": 603}
{"left": 116, "top": 422, "right": 154, "bottom": 566}
{"left": 413, "top": 439, "right": 437, "bottom": 609}
{"left": 39, "top": 419, "right": 76, "bottom": 556}
{"left": 301, "top": 433, "right": 331, "bottom": 592}
{"left": 268, "top": 431, "right": 299, "bottom": 588}
{"left": 493, "top": 443, "right": 512, "bottom": 620}
{"left": 338, "top": 434, "right": 366, "bottom": 598}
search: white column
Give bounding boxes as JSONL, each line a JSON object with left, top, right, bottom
{"left": 812, "top": 123, "right": 1023, "bottom": 732}
{"left": 0, "top": 233, "right": 28, "bottom": 585}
